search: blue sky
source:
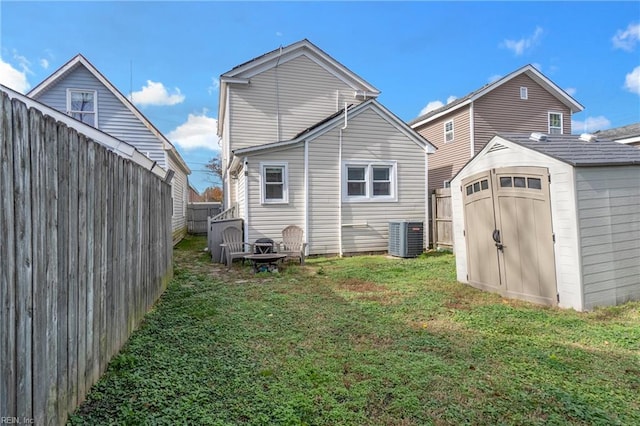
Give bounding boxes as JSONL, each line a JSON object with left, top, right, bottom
{"left": 1, "top": 1, "right": 639, "bottom": 193}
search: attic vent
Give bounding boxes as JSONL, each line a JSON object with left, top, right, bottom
{"left": 489, "top": 143, "right": 509, "bottom": 152}
{"left": 530, "top": 132, "right": 548, "bottom": 142}
{"left": 579, "top": 133, "right": 597, "bottom": 143}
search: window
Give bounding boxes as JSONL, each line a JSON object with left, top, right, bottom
{"left": 343, "top": 161, "right": 397, "bottom": 202}
{"left": 465, "top": 178, "right": 489, "bottom": 196}
{"left": 67, "top": 89, "right": 97, "bottom": 126}
{"left": 520, "top": 87, "right": 528, "bottom": 100}
{"left": 261, "top": 163, "right": 288, "bottom": 204}
{"left": 444, "top": 120, "right": 454, "bottom": 142}
{"left": 499, "top": 176, "right": 542, "bottom": 191}
{"left": 548, "top": 112, "right": 563, "bottom": 134}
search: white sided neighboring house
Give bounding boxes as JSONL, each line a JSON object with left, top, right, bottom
{"left": 27, "top": 54, "right": 191, "bottom": 244}
{"left": 217, "top": 39, "right": 436, "bottom": 256}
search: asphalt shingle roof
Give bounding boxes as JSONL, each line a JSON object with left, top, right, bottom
{"left": 594, "top": 123, "right": 640, "bottom": 140}
{"left": 498, "top": 133, "right": 640, "bottom": 167}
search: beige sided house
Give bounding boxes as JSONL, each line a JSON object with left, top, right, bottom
{"left": 217, "top": 39, "right": 436, "bottom": 255}
{"left": 594, "top": 122, "right": 640, "bottom": 147}
{"left": 27, "top": 54, "right": 191, "bottom": 244}
{"left": 409, "top": 65, "right": 584, "bottom": 192}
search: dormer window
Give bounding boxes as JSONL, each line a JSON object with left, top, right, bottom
{"left": 444, "top": 120, "right": 454, "bottom": 142}
{"left": 67, "top": 89, "right": 97, "bottom": 126}
{"left": 520, "top": 87, "right": 528, "bottom": 100}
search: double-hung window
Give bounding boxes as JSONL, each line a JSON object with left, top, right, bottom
{"left": 67, "top": 89, "right": 97, "bottom": 126}
{"left": 444, "top": 120, "right": 454, "bottom": 142}
{"left": 261, "top": 162, "right": 288, "bottom": 204}
{"left": 548, "top": 112, "right": 563, "bottom": 134}
{"left": 343, "top": 161, "right": 397, "bottom": 202}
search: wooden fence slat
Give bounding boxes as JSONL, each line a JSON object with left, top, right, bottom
{"left": 44, "top": 115, "right": 59, "bottom": 425}
{"left": 76, "top": 134, "right": 88, "bottom": 405}
{"left": 85, "top": 142, "right": 96, "bottom": 394}
{"left": 67, "top": 129, "right": 80, "bottom": 412}
{"left": 30, "top": 107, "right": 48, "bottom": 425}
{"left": 12, "top": 99, "right": 34, "bottom": 420}
{"left": 56, "top": 122, "right": 70, "bottom": 426}
{"left": 0, "top": 91, "right": 17, "bottom": 420}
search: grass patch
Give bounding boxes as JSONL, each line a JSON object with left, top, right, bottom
{"left": 69, "top": 235, "right": 640, "bottom": 425}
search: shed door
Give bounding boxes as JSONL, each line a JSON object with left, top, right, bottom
{"left": 462, "top": 167, "right": 557, "bottom": 305}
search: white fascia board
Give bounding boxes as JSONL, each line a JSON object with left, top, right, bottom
{"left": 220, "top": 77, "right": 250, "bottom": 84}
{"left": 410, "top": 98, "right": 473, "bottom": 129}
{"left": 617, "top": 136, "right": 640, "bottom": 144}
{"left": 223, "top": 40, "right": 379, "bottom": 95}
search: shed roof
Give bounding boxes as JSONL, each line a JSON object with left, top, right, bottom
{"left": 498, "top": 133, "right": 640, "bottom": 167}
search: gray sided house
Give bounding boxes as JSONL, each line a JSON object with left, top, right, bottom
{"left": 594, "top": 122, "right": 640, "bottom": 147}
{"left": 27, "top": 54, "right": 191, "bottom": 244}
{"left": 409, "top": 65, "right": 584, "bottom": 192}
{"left": 218, "top": 39, "right": 436, "bottom": 255}
{"left": 450, "top": 133, "right": 640, "bottom": 311}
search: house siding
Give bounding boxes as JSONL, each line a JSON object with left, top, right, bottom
{"left": 340, "top": 108, "right": 427, "bottom": 253}
{"left": 415, "top": 107, "right": 471, "bottom": 192}
{"left": 450, "top": 139, "right": 583, "bottom": 310}
{"left": 245, "top": 146, "right": 305, "bottom": 244}
{"left": 32, "top": 65, "right": 167, "bottom": 168}
{"left": 168, "top": 154, "right": 188, "bottom": 244}
{"left": 576, "top": 166, "right": 640, "bottom": 309}
{"left": 228, "top": 54, "right": 362, "bottom": 151}
{"left": 473, "top": 74, "right": 572, "bottom": 154}
{"left": 308, "top": 128, "right": 342, "bottom": 255}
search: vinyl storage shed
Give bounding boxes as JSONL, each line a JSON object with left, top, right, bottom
{"left": 450, "top": 133, "right": 640, "bottom": 311}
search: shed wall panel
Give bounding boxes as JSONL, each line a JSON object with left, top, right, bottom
{"left": 576, "top": 166, "right": 640, "bottom": 309}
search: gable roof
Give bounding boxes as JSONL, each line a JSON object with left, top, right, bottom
{"left": 2, "top": 84, "right": 167, "bottom": 179}
{"left": 27, "top": 54, "right": 191, "bottom": 174}
{"left": 497, "top": 133, "right": 640, "bottom": 167}
{"left": 409, "top": 64, "right": 584, "bottom": 128}
{"left": 217, "top": 39, "right": 381, "bottom": 136}
{"left": 594, "top": 122, "right": 640, "bottom": 144}
{"left": 231, "top": 99, "right": 435, "bottom": 162}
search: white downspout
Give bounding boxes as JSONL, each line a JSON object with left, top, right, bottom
{"left": 304, "top": 140, "right": 309, "bottom": 255}
{"left": 243, "top": 157, "right": 249, "bottom": 245}
{"left": 338, "top": 102, "right": 348, "bottom": 257}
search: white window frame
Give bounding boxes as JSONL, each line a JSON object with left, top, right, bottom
{"left": 67, "top": 88, "right": 97, "bottom": 126}
{"left": 520, "top": 87, "right": 528, "bottom": 100}
{"left": 342, "top": 161, "right": 397, "bottom": 203}
{"left": 260, "top": 162, "right": 288, "bottom": 204}
{"left": 444, "top": 120, "right": 454, "bottom": 143}
{"left": 548, "top": 112, "right": 563, "bottom": 134}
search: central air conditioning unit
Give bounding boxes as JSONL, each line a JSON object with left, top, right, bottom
{"left": 388, "top": 219, "right": 424, "bottom": 258}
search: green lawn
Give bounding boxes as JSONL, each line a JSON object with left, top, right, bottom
{"left": 69, "top": 235, "right": 640, "bottom": 425}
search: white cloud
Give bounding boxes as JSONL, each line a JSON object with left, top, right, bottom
{"left": 488, "top": 74, "right": 502, "bottom": 83}
{"left": 564, "top": 87, "right": 577, "bottom": 97}
{"left": 446, "top": 95, "right": 457, "bottom": 104}
{"left": 167, "top": 112, "right": 219, "bottom": 151}
{"left": 130, "top": 80, "right": 185, "bottom": 106}
{"left": 501, "top": 26, "right": 543, "bottom": 56}
{"left": 39, "top": 58, "right": 49, "bottom": 69}
{"left": 418, "top": 100, "right": 444, "bottom": 116}
{"left": 207, "top": 77, "right": 220, "bottom": 95}
{"left": 624, "top": 66, "right": 640, "bottom": 95}
{"left": 572, "top": 116, "right": 611, "bottom": 133}
{"left": 612, "top": 23, "right": 640, "bottom": 51}
{"left": 276, "top": 31, "right": 283, "bottom": 37}
{"left": 0, "top": 57, "right": 30, "bottom": 93}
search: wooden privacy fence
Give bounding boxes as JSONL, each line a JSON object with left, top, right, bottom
{"left": 187, "top": 202, "right": 221, "bottom": 235}
{"left": 431, "top": 188, "right": 453, "bottom": 250}
{"left": 0, "top": 92, "right": 173, "bottom": 425}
